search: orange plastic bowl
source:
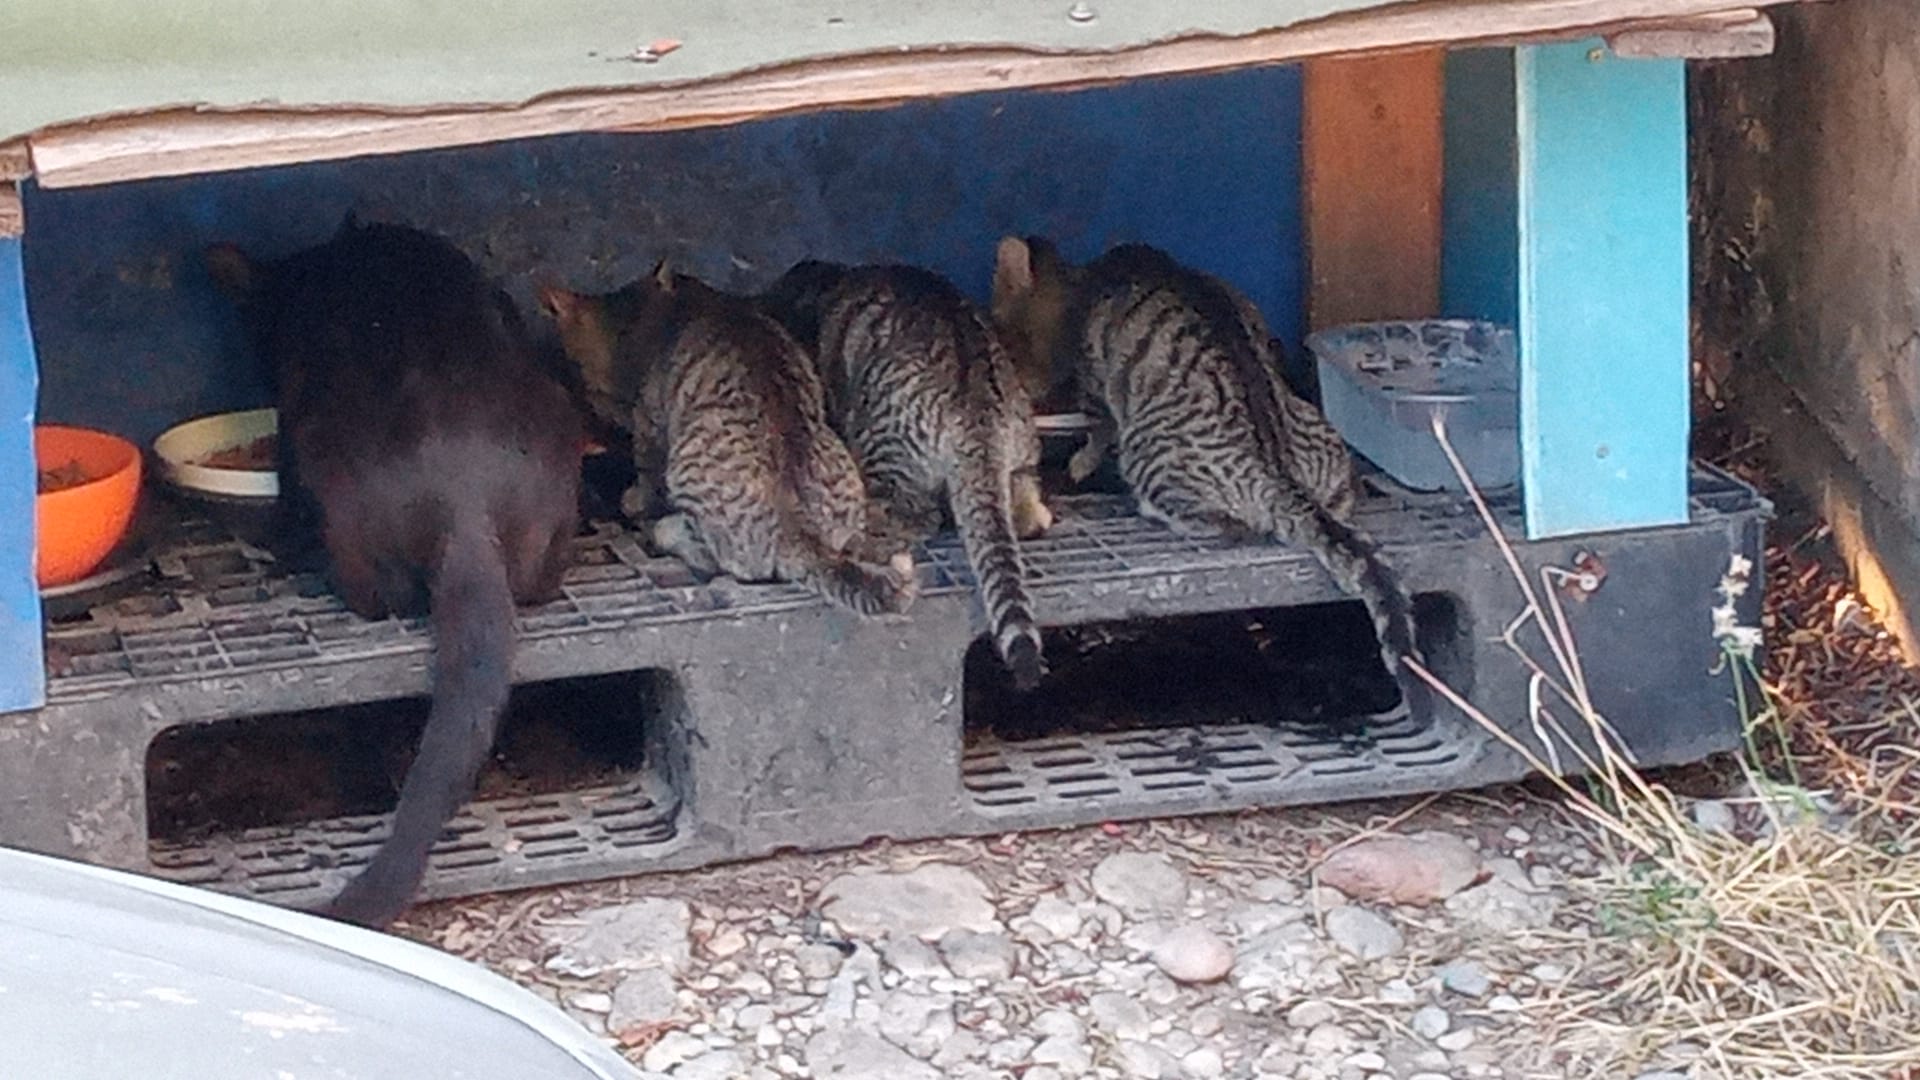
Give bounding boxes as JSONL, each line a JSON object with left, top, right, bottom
{"left": 35, "top": 425, "right": 142, "bottom": 588}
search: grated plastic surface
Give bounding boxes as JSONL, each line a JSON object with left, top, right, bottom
{"left": 45, "top": 483, "right": 1494, "bottom": 702}
{"left": 961, "top": 706, "right": 1460, "bottom": 811}
{"left": 149, "top": 773, "right": 679, "bottom": 904}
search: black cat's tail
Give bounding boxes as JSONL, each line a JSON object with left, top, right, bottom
{"left": 949, "top": 446, "right": 1045, "bottom": 692}
{"left": 1270, "top": 486, "right": 1432, "bottom": 726}
{"left": 320, "top": 512, "right": 515, "bottom": 929}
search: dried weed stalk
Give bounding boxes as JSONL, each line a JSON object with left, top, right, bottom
{"left": 1416, "top": 414, "right": 1920, "bottom": 1080}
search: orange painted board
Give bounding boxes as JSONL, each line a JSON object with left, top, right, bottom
{"left": 1302, "top": 49, "right": 1446, "bottom": 331}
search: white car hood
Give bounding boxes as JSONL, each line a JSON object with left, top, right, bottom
{"left": 0, "top": 847, "right": 639, "bottom": 1080}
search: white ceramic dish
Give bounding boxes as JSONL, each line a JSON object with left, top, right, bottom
{"left": 153, "top": 408, "right": 279, "bottom": 498}
{"left": 1034, "top": 412, "right": 1093, "bottom": 433}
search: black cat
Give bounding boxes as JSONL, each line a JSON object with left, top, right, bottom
{"left": 207, "top": 218, "right": 581, "bottom": 928}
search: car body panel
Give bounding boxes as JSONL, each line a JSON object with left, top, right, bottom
{"left": 0, "top": 847, "right": 638, "bottom": 1080}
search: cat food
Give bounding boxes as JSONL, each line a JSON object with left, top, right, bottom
{"left": 197, "top": 434, "right": 276, "bottom": 471}
{"left": 37, "top": 460, "right": 93, "bottom": 494}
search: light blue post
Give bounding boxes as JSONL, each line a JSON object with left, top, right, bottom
{"left": 0, "top": 232, "right": 45, "bottom": 712}
{"left": 1514, "top": 41, "right": 1690, "bottom": 539}
{"left": 1443, "top": 44, "right": 1689, "bottom": 539}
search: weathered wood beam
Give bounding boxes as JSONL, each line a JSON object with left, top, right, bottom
{"left": 0, "top": 185, "right": 21, "bottom": 240}
{"left": 25, "top": 0, "right": 1792, "bottom": 189}
{"left": 1607, "top": 10, "right": 1775, "bottom": 58}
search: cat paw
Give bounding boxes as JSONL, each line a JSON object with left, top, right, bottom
{"left": 1067, "top": 444, "right": 1105, "bottom": 485}
{"left": 887, "top": 550, "right": 917, "bottom": 581}
{"left": 881, "top": 551, "right": 920, "bottom": 612}
{"left": 1015, "top": 498, "right": 1054, "bottom": 539}
{"left": 618, "top": 485, "right": 652, "bottom": 524}
{"left": 649, "top": 513, "right": 721, "bottom": 575}
{"left": 647, "top": 513, "right": 690, "bottom": 549}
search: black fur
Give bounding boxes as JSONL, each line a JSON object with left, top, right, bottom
{"left": 207, "top": 219, "right": 581, "bottom": 928}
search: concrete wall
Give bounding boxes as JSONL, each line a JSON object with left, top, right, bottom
{"left": 1695, "top": 0, "right": 1920, "bottom": 651}
{"left": 21, "top": 68, "right": 1304, "bottom": 446}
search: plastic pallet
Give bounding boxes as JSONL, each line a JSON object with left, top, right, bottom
{"left": 0, "top": 466, "right": 1769, "bottom": 910}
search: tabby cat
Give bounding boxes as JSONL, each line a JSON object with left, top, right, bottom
{"left": 991, "top": 237, "right": 1431, "bottom": 722}
{"left": 540, "top": 263, "right": 916, "bottom": 615}
{"left": 762, "top": 260, "right": 1053, "bottom": 689}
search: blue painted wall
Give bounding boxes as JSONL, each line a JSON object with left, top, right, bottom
{"left": 22, "top": 68, "right": 1306, "bottom": 446}
{"left": 1441, "top": 49, "right": 1518, "bottom": 327}
{"left": 0, "top": 238, "right": 46, "bottom": 711}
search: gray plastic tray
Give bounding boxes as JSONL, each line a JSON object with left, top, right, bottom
{"left": 1309, "top": 319, "right": 1519, "bottom": 493}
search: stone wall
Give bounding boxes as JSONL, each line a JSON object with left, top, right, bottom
{"left": 1696, "top": 0, "right": 1920, "bottom": 653}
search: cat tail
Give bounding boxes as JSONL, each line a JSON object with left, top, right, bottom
{"left": 321, "top": 509, "right": 515, "bottom": 929}
{"left": 779, "top": 526, "right": 917, "bottom": 616}
{"left": 948, "top": 445, "right": 1045, "bottom": 691}
{"left": 1269, "top": 484, "right": 1433, "bottom": 726}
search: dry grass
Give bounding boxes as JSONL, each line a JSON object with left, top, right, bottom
{"left": 1554, "top": 801, "right": 1920, "bottom": 1079}
{"left": 1419, "top": 415, "right": 1920, "bottom": 1080}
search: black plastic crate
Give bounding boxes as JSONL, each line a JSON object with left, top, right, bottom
{"left": 0, "top": 465, "right": 1768, "bottom": 909}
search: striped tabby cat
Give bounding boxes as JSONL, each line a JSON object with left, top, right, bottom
{"left": 763, "top": 260, "right": 1053, "bottom": 689}
{"left": 990, "top": 237, "right": 1431, "bottom": 722}
{"left": 540, "top": 263, "right": 916, "bottom": 615}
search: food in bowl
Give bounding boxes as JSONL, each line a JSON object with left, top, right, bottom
{"left": 154, "top": 408, "right": 281, "bottom": 499}
{"left": 36, "top": 460, "right": 94, "bottom": 494}
{"left": 34, "top": 425, "right": 143, "bottom": 588}
{"left": 151, "top": 409, "right": 281, "bottom": 548}
{"left": 197, "top": 434, "right": 277, "bottom": 472}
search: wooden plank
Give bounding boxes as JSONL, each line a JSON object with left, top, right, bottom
{"left": 0, "top": 143, "right": 29, "bottom": 182}
{"left": 29, "top": 0, "right": 1792, "bottom": 190}
{"left": 1516, "top": 40, "right": 1690, "bottom": 539}
{"left": 1303, "top": 49, "right": 1445, "bottom": 330}
{"left": 1607, "top": 10, "right": 1774, "bottom": 57}
{"left": 0, "top": 235, "right": 44, "bottom": 713}
{"left": 0, "top": 186, "right": 20, "bottom": 239}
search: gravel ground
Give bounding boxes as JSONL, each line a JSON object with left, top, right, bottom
{"left": 396, "top": 789, "right": 1690, "bottom": 1080}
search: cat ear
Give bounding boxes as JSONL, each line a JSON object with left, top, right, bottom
{"left": 204, "top": 243, "right": 259, "bottom": 299}
{"left": 993, "top": 236, "right": 1034, "bottom": 297}
{"left": 536, "top": 283, "right": 579, "bottom": 323}
{"left": 650, "top": 258, "right": 675, "bottom": 292}
{"left": 990, "top": 236, "right": 1036, "bottom": 292}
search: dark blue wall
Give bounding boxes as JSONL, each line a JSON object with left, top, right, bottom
{"left": 22, "top": 67, "right": 1304, "bottom": 445}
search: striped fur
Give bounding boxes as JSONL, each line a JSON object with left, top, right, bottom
{"left": 541, "top": 264, "right": 915, "bottom": 615}
{"left": 764, "top": 260, "right": 1052, "bottom": 689}
{"left": 991, "top": 238, "right": 1430, "bottom": 722}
